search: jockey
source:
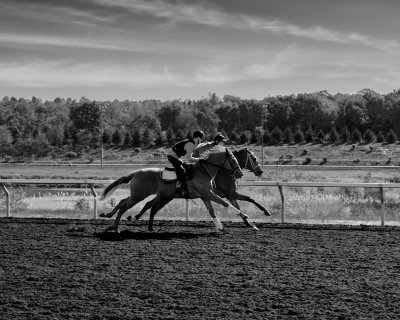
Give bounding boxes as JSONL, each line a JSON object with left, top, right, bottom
{"left": 167, "top": 130, "right": 205, "bottom": 197}
{"left": 213, "top": 132, "right": 226, "bottom": 144}
{"left": 192, "top": 132, "right": 227, "bottom": 157}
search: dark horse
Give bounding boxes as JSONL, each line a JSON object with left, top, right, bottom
{"left": 100, "top": 147, "right": 247, "bottom": 233}
{"left": 130, "top": 148, "right": 271, "bottom": 229}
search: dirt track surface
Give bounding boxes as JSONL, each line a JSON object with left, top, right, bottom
{"left": 1, "top": 218, "right": 400, "bottom": 320}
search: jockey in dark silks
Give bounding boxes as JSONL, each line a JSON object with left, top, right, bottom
{"left": 167, "top": 130, "right": 204, "bottom": 198}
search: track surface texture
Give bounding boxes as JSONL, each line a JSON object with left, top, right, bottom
{"left": 1, "top": 218, "right": 400, "bottom": 320}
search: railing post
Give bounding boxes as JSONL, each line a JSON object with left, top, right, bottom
{"left": 380, "top": 184, "right": 385, "bottom": 227}
{"left": 89, "top": 184, "right": 98, "bottom": 220}
{"left": 278, "top": 184, "right": 285, "bottom": 223}
{"left": 1, "top": 184, "right": 10, "bottom": 217}
{"left": 185, "top": 200, "right": 189, "bottom": 221}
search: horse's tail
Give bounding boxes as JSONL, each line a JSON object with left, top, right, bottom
{"left": 100, "top": 172, "right": 135, "bottom": 200}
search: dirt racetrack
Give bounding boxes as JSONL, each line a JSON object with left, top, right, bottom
{"left": 1, "top": 218, "right": 400, "bottom": 320}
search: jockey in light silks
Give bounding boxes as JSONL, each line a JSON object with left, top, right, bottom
{"left": 167, "top": 130, "right": 205, "bottom": 198}
{"left": 192, "top": 132, "right": 227, "bottom": 158}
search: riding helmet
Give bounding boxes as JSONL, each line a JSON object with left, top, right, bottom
{"left": 214, "top": 132, "right": 226, "bottom": 142}
{"left": 192, "top": 130, "right": 205, "bottom": 139}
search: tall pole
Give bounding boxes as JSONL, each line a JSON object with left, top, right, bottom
{"left": 261, "top": 112, "right": 264, "bottom": 169}
{"left": 100, "top": 120, "right": 103, "bottom": 169}
{"left": 98, "top": 101, "right": 104, "bottom": 169}
{"left": 261, "top": 104, "right": 266, "bottom": 169}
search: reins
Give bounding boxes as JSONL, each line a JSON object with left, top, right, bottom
{"left": 199, "top": 149, "right": 240, "bottom": 178}
{"left": 243, "top": 148, "right": 261, "bottom": 173}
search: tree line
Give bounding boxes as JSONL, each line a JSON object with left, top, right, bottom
{"left": 1, "top": 88, "right": 400, "bottom": 158}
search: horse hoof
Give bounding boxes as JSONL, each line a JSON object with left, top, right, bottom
{"left": 99, "top": 213, "right": 107, "bottom": 218}
{"left": 103, "top": 226, "right": 120, "bottom": 233}
{"left": 126, "top": 215, "right": 132, "bottom": 221}
{"left": 264, "top": 210, "right": 272, "bottom": 217}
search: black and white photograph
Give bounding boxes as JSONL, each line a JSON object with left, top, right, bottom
{"left": 1, "top": 0, "right": 400, "bottom": 319}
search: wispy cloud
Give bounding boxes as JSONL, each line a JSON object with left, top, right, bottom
{"left": 0, "top": 60, "right": 180, "bottom": 88}
{"left": 0, "top": 34, "right": 128, "bottom": 51}
{"left": 94, "top": 0, "right": 400, "bottom": 50}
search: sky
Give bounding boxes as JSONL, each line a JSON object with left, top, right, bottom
{"left": 1, "top": 0, "right": 400, "bottom": 101}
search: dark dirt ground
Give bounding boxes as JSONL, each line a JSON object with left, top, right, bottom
{"left": 1, "top": 218, "right": 400, "bottom": 320}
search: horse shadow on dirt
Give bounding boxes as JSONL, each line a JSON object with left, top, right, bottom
{"left": 91, "top": 229, "right": 219, "bottom": 241}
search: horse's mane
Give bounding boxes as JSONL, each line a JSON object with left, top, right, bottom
{"left": 232, "top": 147, "right": 247, "bottom": 155}
{"left": 200, "top": 145, "right": 227, "bottom": 160}
{"left": 232, "top": 147, "right": 257, "bottom": 157}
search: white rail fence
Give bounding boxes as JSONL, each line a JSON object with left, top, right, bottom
{"left": 1, "top": 179, "right": 400, "bottom": 226}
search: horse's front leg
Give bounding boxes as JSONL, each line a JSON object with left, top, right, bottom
{"left": 230, "top": 191, "right": 272, "bottom": 216}
{"left": 201, "top": 198, "right": 225, "bottom": 233}
{"left": 227, "top": 198, "right": 259, "bottom": 230}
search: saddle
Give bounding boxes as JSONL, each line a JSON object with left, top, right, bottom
{"left": 160, "top": 163, "right": 193, "bottom": 182}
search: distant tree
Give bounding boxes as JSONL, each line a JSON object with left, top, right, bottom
{"left": 376, "top": 130, "right": 385, "bottom": 143}
{"left": 262, "top": 129, "right": 272, "bottom": 146}
{"left": 230, "top": 131, "right": 240, "bottom": 144}
{"left": 363, "top": 129, "right": 376, "bottom": 144}
{"left": 304, "top": 126, "right": 315, "bottom": 143}
{"left": 283, "top": 127, "right": 294, "bottom": 144}
{"left": 329, "top": 127, "right": 340, "bottom": 144}
{"left": 239, "top": 131, "right": 248, "bottom": 144}
{"left": 154, "top": 130, "right": 166, "bottom": 146}
{"left": 123, "top": 132, "right": 132, "bottom": 147}
{"left": 112, "top": 129, "right": 122, "bottom": 145}
{"left": 175, "top": 129, "right": 185, "bottom": 141}
{"left": 70, "top": 101, "right": 101, "bottom": 131}
{"left": 132, "top": 130, "right": 142, "bottom": 147}
{"left": 250, "top": 132, "right": 258, "bottom": 144}
{"left": 293, "top": 128, "right": 305, "bottom": 144}
{"left": 102, "top": 131, "right": 111, "bottom": 144}
{"left": 0, "top": 126, "right": 12, "bottom": 155}
{"left": 166, "top": 128, "right": 176, "bottom": 145}
{"left": 271, "top": 127, "right": 283, "bottom": 145}
{"left": 351, "top": 128, "right": 362, "bottom": 143}
{"left": 142, "top": 128, "right": 151, "bottom": 146}
{"left": 340, "top": 127, "right": 350, "bottom": 143}
{"left": 386, "top": 129, "right": 398, "bottom": 144}
{"left": 317, "top": 129, "right": 325, "bottom": 143}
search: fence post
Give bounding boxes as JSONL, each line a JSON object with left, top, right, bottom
{"left": 380, "top": 184, "right": 385, "bottom": 227}
{"left": 89, "top": 184, "right": 98, "bottom": 220}
{"left": 185, "top": 200, "right": 189, "bottom": 221}
{"left": 278, "top": 184, "right": 285, "bottom": 223}
{"left": 1, "top": 184, "right": 10, "bottom": 217}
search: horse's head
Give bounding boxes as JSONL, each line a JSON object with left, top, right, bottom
{"left": 234, "top": 148, "right": 263, "bottom": 177}
{"left": 201, "top": 146, "right": 243, "bottom": 179}
{"left": 224, "top": 148, "right": 243, "bottom": 179}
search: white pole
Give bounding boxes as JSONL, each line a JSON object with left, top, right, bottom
{"left": 185, "top": 200, "right": 189, "bottom": 221}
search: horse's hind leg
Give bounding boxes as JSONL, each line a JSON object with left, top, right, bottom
{"left": 100, "top": 197, "right": 130, "bottom": 218}
{"left": 148, "top": 197, "right": 173, "bottom": 231}
{"left": 105, "top": 196, "right": 145, "bottom": 232}
{"left": 135, "top": 195, "right": 161, "bottom": 220}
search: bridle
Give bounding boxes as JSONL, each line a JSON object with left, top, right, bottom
{"left": 200, "top": 148, "right": 241, "bottom": 178}
{"left": 242, "top": 148, "right": 262, "bottom": 173}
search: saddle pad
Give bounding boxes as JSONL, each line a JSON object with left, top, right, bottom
{"left": 160, "top": 167, "right": 177, "bottom": 181}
